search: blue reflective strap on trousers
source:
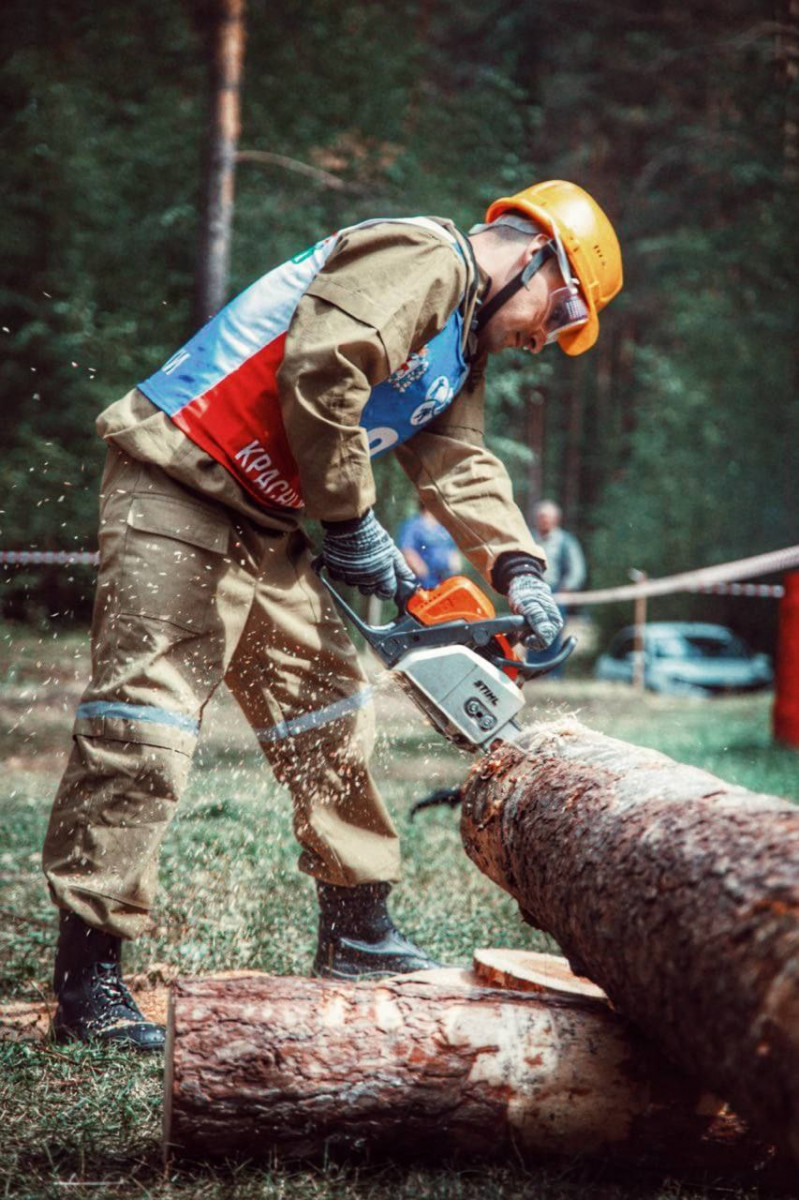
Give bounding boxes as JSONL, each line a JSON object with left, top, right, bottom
{"left": 76, "top": 700, "right": 201, "bottom": 736}
{"left": 256, "top": 688, "right": 374, "bottom": 744}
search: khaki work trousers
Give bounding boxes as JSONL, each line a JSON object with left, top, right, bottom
{"left": 43, "top": 448, "right": 400, "bottom": 940}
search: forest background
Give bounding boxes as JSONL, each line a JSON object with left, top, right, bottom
{"left": 2, "top": 0, "right": 797, "bottom": 652}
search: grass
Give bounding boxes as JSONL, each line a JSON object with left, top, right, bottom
{"left": 0, "top": 622, "right": 796, "bottom": 1200}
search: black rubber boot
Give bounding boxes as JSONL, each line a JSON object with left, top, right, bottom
{"left": 312, "top": 880, "right": 442, "bottom": 980}
{"left": 52, "top": 911, "right": 165, "bottom": 1051}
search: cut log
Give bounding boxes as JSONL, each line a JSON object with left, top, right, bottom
{"left": 459, "top": 718, "right": 799, "bottom": 1164}
{"left": 163, "top": 969, "right": 788, "bottom": 1181}
{"left": 473, "top": 948, "right": 607, "bottom": 1001}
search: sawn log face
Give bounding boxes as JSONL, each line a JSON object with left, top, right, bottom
{"left": 459, "top": 719, "right": 799, "bottom": 1161}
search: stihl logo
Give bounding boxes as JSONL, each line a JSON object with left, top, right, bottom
{"left": 474, "top": 679, "right": 499, "bottom": 707}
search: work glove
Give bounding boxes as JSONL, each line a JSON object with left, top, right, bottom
{"left": 507, "top": 571, "right": 563, "bottom": 651}
{"left": 322, "top": 509, "right": 418, "bottom": 600}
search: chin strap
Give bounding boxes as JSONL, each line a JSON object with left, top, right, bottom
{"left": 472, "top": 242, "right": 556, "bottom": 336}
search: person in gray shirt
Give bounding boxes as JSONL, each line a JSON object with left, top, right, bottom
{"left": 527, "top": 499, "right": 586, "bottom": 671}
{"left": 533, "top": 500, "right": 587, "bottom": 594}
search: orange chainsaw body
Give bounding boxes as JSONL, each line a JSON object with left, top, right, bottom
{"left": 407, "top": 575, "right": 520, "bottom": 680}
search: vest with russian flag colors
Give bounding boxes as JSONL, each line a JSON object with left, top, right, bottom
{"left": 138, "top": 218, "right": 472, "bottom": 512}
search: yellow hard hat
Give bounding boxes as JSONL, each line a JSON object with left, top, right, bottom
{"left": 485, "top": 180, "right": 623, "bottom": 355}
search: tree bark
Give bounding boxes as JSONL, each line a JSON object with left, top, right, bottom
{"left": 776, "top": 0, "right": 799, "bottom": 183}
{"left": 193, "top": 0, "right": 247, "bottom": 326}
{"left": 163, "top": 969, "right": 785, "bottom": 1179}
{"left": 459, "top": 719, "right": 799, "bottom": 1163}
{"left": 562, "top": 363, "right": 585, "bottom": 526}
{"left": 525, "top": 387, "right": 546, "bottom": 525}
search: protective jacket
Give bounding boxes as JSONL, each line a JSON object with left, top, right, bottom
{"left": 138, "top": 218, "right": 473, "bottom": 512}
{"left": 98, "top": 217, "right": 545, "bottom": 583}
{"left": 44, "top": 216, "right": 547, "bottom": 939}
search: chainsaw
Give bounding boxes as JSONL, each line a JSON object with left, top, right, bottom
{"left": 314, "top": 562, "right": 575, "bottom": 753}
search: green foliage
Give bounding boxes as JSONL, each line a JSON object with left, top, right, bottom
{"left": 1, "top": 0, "right": 795, "bottom": 638}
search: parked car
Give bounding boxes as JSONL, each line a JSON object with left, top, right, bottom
{"left": 594, "top": 621, "right": 773, "bottom": 696}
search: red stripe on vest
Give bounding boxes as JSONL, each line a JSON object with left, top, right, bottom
{"left": 173, "top": 332, "right": 304, "bottom": 510}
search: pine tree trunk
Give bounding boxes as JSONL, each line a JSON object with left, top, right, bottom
{"left": 776, "top": 0, "right": 799, "bottom": 183}
{"left": 525, "top": 387, "right": 546, "bottom": 525}
{"left": 163, "top": 970, "right": 785, "bottom": 1179}
{"left": 562, "top": 364, "right": 584, "bottom": 524}
{"left": 459, "top": 719, "right": 799, "bottom": 1163}
{"left": 193, "top": 0, "right": 247, "bottom": 325}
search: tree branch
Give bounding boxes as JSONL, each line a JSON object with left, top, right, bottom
{"left": 236, "top": 149, "right": 347, "bottom": 190}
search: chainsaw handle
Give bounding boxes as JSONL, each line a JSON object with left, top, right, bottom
{"left": 394, "top": 573, "right": 420, "bottom": 613}
{"left": 312, "top": 556, "right": 368, "bottom": 637}
{"left": 313, "top": 555, "right": 577, "bottom": 679}
{"left": 491, "top": 635, "right": 577, "bottom": 680}
{"left": 312, "top": 556, "right": 421, "bottom": 614}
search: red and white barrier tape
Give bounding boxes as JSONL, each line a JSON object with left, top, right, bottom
{"left": 692, "top": 582, "right": 784, "bottom": 598}
{"left": 0, "top": 550, "right": 99, "bottom": 566}
{"left": 2, "top": 543, "right": 798, "bottom": 603}
{"left": 555, "top": 544, "right": 799, "bottom": 604}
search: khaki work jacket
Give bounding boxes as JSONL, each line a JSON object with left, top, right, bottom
{"left": 98, "top": 218, "right": 545, "bottom": 585}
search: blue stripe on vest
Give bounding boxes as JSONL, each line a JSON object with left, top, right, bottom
{"left": 363, "top": 309, "right": 468, "bottom": 459}
{"left": 77, "top": 701, "right": 200, "bottom": 736}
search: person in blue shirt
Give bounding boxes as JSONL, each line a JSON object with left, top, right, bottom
{"left": 398, "top": 504, "right": 462, "bottom": 589}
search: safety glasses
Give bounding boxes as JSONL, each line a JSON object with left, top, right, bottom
{"left": 519, "top": 226, "right": 589, "bottom": 345}
{"left": 542, "top": 226, "right": 589, "bottom": 343}
{"left": 542, "top": 286, "right": 590, "bottom": 344}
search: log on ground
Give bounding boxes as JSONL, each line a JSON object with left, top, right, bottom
{"left": 459, "top": 718, "right": 799, "bottom": 1163}
{"left": 163, "top": 968, "right": 786, "bottom": 1181}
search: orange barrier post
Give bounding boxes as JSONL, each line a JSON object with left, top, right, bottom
{"left": 773, "top": 572, "right": 799, "bottom": 747}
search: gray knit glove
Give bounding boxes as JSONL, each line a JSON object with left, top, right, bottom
{"left": 507, "top": 573, "right": 563, "bottom": 651}
{"left": 322, "top": 509, "right": 417, "bottom": 599}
